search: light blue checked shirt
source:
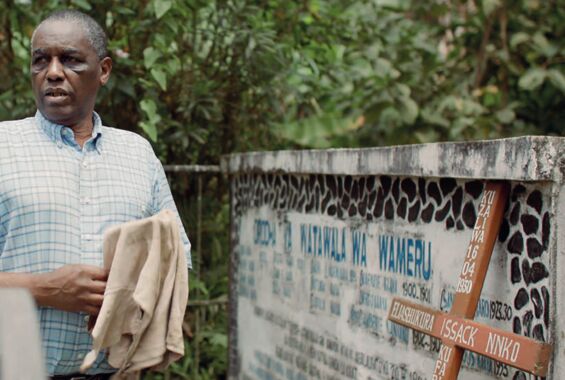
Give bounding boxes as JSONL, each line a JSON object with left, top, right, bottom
{"left": 0, "top": 111, "right": 191, "bottom": 375}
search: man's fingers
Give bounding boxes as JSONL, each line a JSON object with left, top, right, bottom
{"left": 84, "top": 305, "right": 101, "bottom": 315}
{"left": 86, "top": 293, "right": 104, "bottom": 307}
{"left": 89, "top": 280, "right": 107, "bottom": 294}
{"left": 80, "top": 265, "right": 109, "bottom": 281}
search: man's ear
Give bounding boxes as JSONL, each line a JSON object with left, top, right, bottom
{"left": 99, "top": 57, "right": 112, "bottom": 86}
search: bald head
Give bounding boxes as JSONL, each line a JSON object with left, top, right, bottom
{"left": 32, "top": 10, "right": 108, "bottom": 60}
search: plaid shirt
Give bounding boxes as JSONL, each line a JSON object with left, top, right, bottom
{"left": 0, "top": 111, "right": 191, "bottom": 375}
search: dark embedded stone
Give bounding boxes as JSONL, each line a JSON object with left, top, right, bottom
{"left": 418, "top": 178, "right": 427, "bottom": 204}
{"left": 531, "top": 288, "right": 543, "bottom": 319}
{"left": 298, "top": 195, "right": 306, "bottom": 210}
{"left": 527, "top": 190, "right": 543, "bottom": 214}
{"left": 368, "top": 191, "right": 377, "bottom": 210}
{"left": 527, "top": 238, "right": 544, "bottom": 259}
{"left": 521, "top": 259, "right": 531, "bottom": 284}
{"left": 542, "top": 286, "right": 549, "bottom": 327}
{"left": 408, "top": 201, "right": 420, "bottom": 223}
{"left": 512, "top": 371, "right": 526, "bottom": 380}
{"left": 385, "top": 199, "right": 394, "bottom": 220}
{"left": 523, "top": 310, "right": 533, "bottom": 337}
{"left": 446, "top": 217, "right": 455, "bottom": 230}
{"left": 401, "top": 178, "right": 417, "bottom": 202}
{"left": 511, "top": 184, "right": 527, "bottom": 201}
{"left": 337, "top": 176, "right": 343, "bottom": 197}
{"left": 452, "top": 187, "right": 463, "bottom": 218}
{"left": 308, "top": 175, "right": 316, "bottom": 192}
{"left": 321, "top": 192, "right": 331, "bottom": 212}
{"left": 462, "top": 202, "right": 476, "bottom": 228}
{"left": 337, "top": 205, "right": 344, "bottom": 219}
{"left": 305, "top": 196, "right": 315, "bottom": 213}
{"left": 498, "top": 218, "right": 510, "bottom": 242}
{"left": 532, "top": 324, "right": 545, "bottom": 342}
{"left": 317, "top": 174, "right": 325, "bottom": 194}
{"left": 465, "top": 180, "right": 483, "bottom": 199}
{"left": 507, "top": 232, "right": 524, "bottom": 255}
{"left": 328, "top": 204, "right": 337, "bottom": 216}
{"left": 344, "top": 175, "right": 352, "bottom": 193}
{"left": 359, "top": 177, "right": 366, "bottom": 193}
{"left": 381, "top": 176, "right": 392, "bottom": 197}
{"left": 421, "top": 204, "right": 434, "bottom": 223}
{"left": 373, "top": 189, "right": 385, "bottom": 218}
{"left": 511, "top": 257, "right": 521, "bottom": 284}
{"left": 542, "top": 212, "right": 550, "bottom": 249}
{"left": 342, "top": 194, "right": 350, "bottom": 209}
{"left": 530, "top": 262, "right": 549, "bottom": 284}
{"left": 397, "top": 198, "right": 407, "bottom": 219}
{"left": 349, "top": 204, "right": 357, "bottom": 217}
{"left": 428, "top": 182, "right": 442, "bottom": 204}
{"left": 509, "top": 203, "right": 520, "bottom": 225}
{"left": 521, "top": 214, "right": 539, "bottom": 235}
{"left": 290, "top": 175, "right": 300, "bottom": 190}
{"left": 366, "top": 176, "right": 375, "bottom": 191}
{"left": 439, "top": 178, "right": 457, "bottom": 196}
{"left": 513, "top": 316, "right": 522, "bottom": 334}
{"left": 435, "top": 200, "right": 451, "bottom": 222}
{"left": 514, "top": 288, "right": 529, "bottom": 310}
{"left": 392, "top": 178, "right": 400, "bottom": 203}
{"left": 359, "top": 197, "right": 368, "bottom": 215}
{"left": 456, "top": 220, "right": 465, "bottom": 230}
{"left": 327, "top": 176, "right": 337, "bottom": 197}
{"left": 366, "top": 213, "right": 373, "bottom": 221}
{"left": 351, "top": 179, "right": 360, "bottom": 200}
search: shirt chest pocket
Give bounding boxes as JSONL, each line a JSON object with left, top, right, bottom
{"left": 99, "top": 196, "right": 151, "bottom": 224}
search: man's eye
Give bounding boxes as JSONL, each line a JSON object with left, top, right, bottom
{"left": 32, "top": 57, "right": 48, "bottom": 65}
{"left": 63, "top": 56, "right": 81, "bottom": 64}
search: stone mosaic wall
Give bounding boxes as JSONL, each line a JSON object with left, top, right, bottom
{"left": 232, "top": 173, "right": 552, "bottom": 380}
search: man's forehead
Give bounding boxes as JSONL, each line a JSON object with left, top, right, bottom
{"left": 32, "top": 20, "right": 90, "bottom": 50}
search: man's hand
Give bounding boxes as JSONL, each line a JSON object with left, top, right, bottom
{"left": 34, "top": 265, "right": 108, "bottom": 315}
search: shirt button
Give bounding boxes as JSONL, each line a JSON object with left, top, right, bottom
{"left": 76, "top": 352, "right": 84, "bottom": 359}
{"left": 82, "top": 160, "right": 88, "bottom": 168}
{"left": 82, "top": 197, "right": 91, "bottom": 205}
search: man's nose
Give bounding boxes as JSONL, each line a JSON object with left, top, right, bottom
{"left": 46, "top": 58, "right": 64, "bottom": 81}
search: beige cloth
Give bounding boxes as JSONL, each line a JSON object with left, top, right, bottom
{"left": 80, "top": 210, "right": 189, "bottom": 377}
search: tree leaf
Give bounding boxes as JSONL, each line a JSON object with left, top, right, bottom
{"left": 519, "top": 68, "right": 547, "bottom": 91}
{"left": 153, "top": 0, "right": 172, "bottom": 19}
{"left": 548, "top": 69, "right": 565, "bottom": 94}
{"left": 143, "top": 47, "right": 162, "bottom": 69}
{"left": 71, "top": 0, "right": 92, "bottom": 10}
{"left": 482, "top": 0, "right": 500, "bottom": 16}
{"left": 151, "top": 68, "right": 168, "bottom": 91}
{"left": 495, "top": 108, "right": 515, "bottom": 124}
{"left": 139, "top": 121, "right": 158, "bottom": 142}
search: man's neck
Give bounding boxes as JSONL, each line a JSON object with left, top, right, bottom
{"left": 69, "top": 118, "right": 94, "bottom": 148}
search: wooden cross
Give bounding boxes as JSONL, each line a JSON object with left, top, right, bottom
{"left": 387, "top": 182, "right": 552, "bottom": 379}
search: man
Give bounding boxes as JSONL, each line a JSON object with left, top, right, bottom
{"left": 0, "top": 10, "right": 191, "bottom": 379}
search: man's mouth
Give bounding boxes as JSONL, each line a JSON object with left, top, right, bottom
{"left": 45, "top": 88, "right": 70, "bottom": 98}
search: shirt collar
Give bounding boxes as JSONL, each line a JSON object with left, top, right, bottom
{"left": 35, "top": 110, "right": 103, "bottom": 153}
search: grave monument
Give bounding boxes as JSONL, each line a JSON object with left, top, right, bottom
{"left": 226, "top": 137, "right": 563, "bottom": 380}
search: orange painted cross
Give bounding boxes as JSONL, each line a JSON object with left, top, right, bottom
{"left": 387, "top": 182, "right": 552, "bottom": 379}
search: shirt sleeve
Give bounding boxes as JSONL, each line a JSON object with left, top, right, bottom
{"left": 149, "top": 154, "right": 192, "bottom": 269}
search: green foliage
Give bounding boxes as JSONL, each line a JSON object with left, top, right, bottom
{"left": 1, "top": 1, "right": 564, "bottom": 379}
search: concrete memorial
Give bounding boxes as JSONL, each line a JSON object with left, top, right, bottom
{"left": 0, "top": 289, "right": 45, "bottom": 379}
{"left": 227, "top": 137, "right": 564, "bottom": 380}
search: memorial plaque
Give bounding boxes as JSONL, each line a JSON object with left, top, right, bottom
{"left": 227, "top": 137, "right": 565, "bottom": 379}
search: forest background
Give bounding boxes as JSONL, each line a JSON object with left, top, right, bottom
{"left": 0, "top": 0, "right": 564, "bottom": 379}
